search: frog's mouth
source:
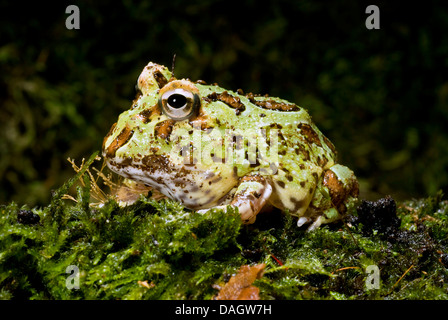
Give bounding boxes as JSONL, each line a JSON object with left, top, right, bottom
{"left": 105, "top": 151, "right": 237, "bottom": 210}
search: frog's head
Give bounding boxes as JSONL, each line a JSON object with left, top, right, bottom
{"left": 102, "top": 62, "right": 239, "bottom": 206}
{"left": 102, "top": 62, "right": 219, "bottom": 167}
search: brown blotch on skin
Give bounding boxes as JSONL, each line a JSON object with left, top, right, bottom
{"left": 322, "top": 135, "right": 337, "bottom": 155}
{"left": 240, "top": 175, "right": 265, "bottom": 184}
{"left": 323, "top": 169, "right": 359, "bottom": 213}
{"left": 297, "top": 123, "right": 322, "bottom": 147}
{"left": 137, "top": 108, "right": 156, "bottom": 124}
{"left": 323, "top": 169, "right": 345, "bottom": 208}
{"left": 211, "top": 176, "right": 223, "bottom": 184}
{"left": 295, "top": 146, "right": 310, "bottom": 161}
{"left": 290, "top": 197, "right": 306, "bottom": 212}
{"left": 102, "top": 122, "right": 117, "bottom": 151}
{"left": 142, "top": 154, "right": 171, "bottom": 172}
{"left": 299, "top": 181, "right": 306, "bottom": 187}
{"left": 206, "top": 91, "right": 246, "bottom": 115}
{"left": 269, "top": 123, "right": 283, "bottom": 130}
{"left": 105, "top": 125, "right": 134, "bottom": 158}
{"left": 189, "top": 108, "right": 213, "bottom": 130}
{"left": 350, "top": 180, "right": 359, "bottom": 198}
{"left": 153, "top": 70, "right": 168, "bottom": 88}
{"left": 317, "top": 155, "right": 329, "bottom": 168}
{"left": 132, "top": 90, "right": 143, "bottom": 107}
{"left": 120, "top": 157, "right": 133, "bottom": 166}
{"left": 154, "top": 120, "right": 175, "bottom": 140}
{"left": 246, "top": 93, "right": 300, "bottom": 112}
{"left": 276, "top": 180, "right": 286, "bottom": 189}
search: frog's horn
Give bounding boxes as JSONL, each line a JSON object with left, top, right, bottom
{"left": 170, "top": 53, "right": 177, "bottom": 80}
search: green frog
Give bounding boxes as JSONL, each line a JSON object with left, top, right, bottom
{"left": 102, "top": 62, "right": 358, "bottom": 230}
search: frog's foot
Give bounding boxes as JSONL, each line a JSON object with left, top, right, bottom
{"left": 297, "top": 207, "right": 341, "bottom": 231}
{"left": 297, "top": 217, "right": 310, "bottom": 228}
{"left": 230, "top": 175, "right": 272, "bottom": 224}
{"left": 297, "top": 215, "right": 330, "bottom": 231}
{"left": 197, "top": 175, "right": 272, "bottom": 224}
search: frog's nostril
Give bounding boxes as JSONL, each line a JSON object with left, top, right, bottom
{"left": 105, "top": 125, "right": 134, "bottom": 159}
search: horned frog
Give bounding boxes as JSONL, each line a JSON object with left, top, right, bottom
{"left": 102, "top": 62, "right": 358, "bottom": 230}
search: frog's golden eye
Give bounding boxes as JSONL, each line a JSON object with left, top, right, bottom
{"left": 159, "top": 88, "right": 199, "bottom": 121}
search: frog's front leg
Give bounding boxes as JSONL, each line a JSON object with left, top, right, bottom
{"left": 198, "top": 175, "right": 272, "bottom": 224}
{"left": 230, "top": 175, "right": 272, "bottom": 224}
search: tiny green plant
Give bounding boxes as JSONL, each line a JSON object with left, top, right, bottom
{"left": 1, "top": 153, "right": 447, "bottom": 300}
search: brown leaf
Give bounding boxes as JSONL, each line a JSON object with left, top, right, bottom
{"left": 115, "top": 180, "right": 165, "bottom": 205}
{"left": 214, "top": 263, "right": 265, "bottom": 300}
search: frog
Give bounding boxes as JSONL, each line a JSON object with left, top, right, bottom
{"left": 102, "top": 62, "right": 359, "bottom": 231}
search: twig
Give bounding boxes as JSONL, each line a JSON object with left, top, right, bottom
{"left": 343, "top": 219, "right": 359, "bottom": 247}
{"left": 387, "top": 264, "right": 414, "bottom": 295}
{"left": 331, "top": 266, "right": 361, "bottom": 275}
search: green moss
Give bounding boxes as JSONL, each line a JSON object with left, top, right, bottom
{"left": 1, "top": 154, "right": 448, "bottom": 300}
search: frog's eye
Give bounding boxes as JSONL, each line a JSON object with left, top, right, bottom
{"left": 159, "top": 88, "right": 199, "bottom": 120}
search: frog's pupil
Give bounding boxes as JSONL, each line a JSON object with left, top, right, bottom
{"left": 168, "top": 94, "right": 187, "bottom": 109}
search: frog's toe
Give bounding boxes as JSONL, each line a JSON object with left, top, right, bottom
{"left": 295, "top": 216, "right": 324, "bottom": 231}
{"left": 305, "top": 208, "right": 341, "bottom": 231}
{"left": 297, "top": 217, "right": 309, "bottom": 227}
{"left": 307, "top": 216, "right": 326, "bottom": 231}
{"left": 234, "top": 201, "right": 258, "bottom": 224}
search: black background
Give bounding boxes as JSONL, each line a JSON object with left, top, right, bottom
{"left": 1, "top": 0, "right": 447, "bottom": 206}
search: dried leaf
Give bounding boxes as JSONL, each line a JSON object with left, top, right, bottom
{"left": 114, "top": 179, "right": 166, "bottom": 205}
{"left": 215, "top": 263, "right": 265, "bottom": 300}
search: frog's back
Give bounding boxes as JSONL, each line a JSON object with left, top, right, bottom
{"left": 196, "top": 84, "right": 337, "bottom": 170}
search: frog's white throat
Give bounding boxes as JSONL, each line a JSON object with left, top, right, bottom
{"left": 106, "top": 159, "right": 238, "bottom": 210}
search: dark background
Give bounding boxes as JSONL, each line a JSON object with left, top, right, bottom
{"left": 1, "top": 0, "right": 447, "bottom": 207}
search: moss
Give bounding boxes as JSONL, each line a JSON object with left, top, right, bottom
{"left": 1, "top": 153, "right": 448, "bottom": 300}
